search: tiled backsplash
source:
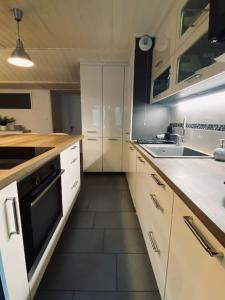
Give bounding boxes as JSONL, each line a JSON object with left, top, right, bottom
{"left": 169, "top": 90, "right": 225, "bottom": 154}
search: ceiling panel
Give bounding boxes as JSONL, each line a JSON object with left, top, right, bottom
{"left": 0, "top": 0, "right": 174, "bottom": 85}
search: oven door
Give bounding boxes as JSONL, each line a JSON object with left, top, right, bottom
{"left": 19, "top": 169, "right": 64, "bottom": 280}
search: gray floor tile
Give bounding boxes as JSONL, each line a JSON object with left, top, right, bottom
{"left": 104, "top": 230, "right": 146, "bottom": 253}
{"left": 83, "top": 174, "right": 128, "bottom": 190}
{"left": 117, "top": 254, "right": 158, "bottom": 291}
{"left": 41, "top": 253, "right": 116, "bottom": 291}
{"left": 34, "top": 291, "right": 74, "bottom": 300}
{"left": 56, "top": 229, "right": 104, "bottom": 253}
{"left": 89, "top": 198, "right": 134, "bottom": 212}
{"left": 95, "top": 212, "right": 140, "bottom": 229}
{"left": 67, "top": 211, "right": 95, "bottom": 229}
{"left": 75, "top": 291, "right": 161, "bottom": 300}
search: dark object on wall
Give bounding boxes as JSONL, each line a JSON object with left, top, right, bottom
{"left": 209, "top": 0, "right": 225, "bottom": 43}
{"left": 0, "top": 93, "right": 31, "bottom": 109}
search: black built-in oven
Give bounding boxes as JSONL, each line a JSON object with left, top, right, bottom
{"left": 18, "top": 156, "right": 64, "bottom": 280}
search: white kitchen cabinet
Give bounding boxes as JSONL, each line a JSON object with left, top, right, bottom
{"left": 80, "top": 64, "right": 102, "bottom": 137}
{"left": 126, "top": 144, "right": 137, "bottom": 205}
{"left": 82, "top": 137, "right": 103, "bottom": 172}
{"left": 165, "top": 194, "right": 225, "bottom": 300}
{"left": 135, "top": 153, "right": 174, "bottom": 298}
{"left": 103, "top": 138, "right": 122, "bottom": 172}
{"left": 175, "top": 0, "right": 209, "bottom": 51}
{"left": 60, "top": 142, "right": 81, "bottom": 216}
{"left": 0, "top": 182, "right": 30, "bottom": 300}
{"left": 103, "top": 65, "right": 124, "bottom": 138}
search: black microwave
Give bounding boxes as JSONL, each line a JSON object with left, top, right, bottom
{"left": 209, "top": 0, "right": 225, "bottom": 43}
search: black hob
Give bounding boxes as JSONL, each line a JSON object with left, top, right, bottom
{"left": 0, "top": 147, "right": 54, "bottom": 169}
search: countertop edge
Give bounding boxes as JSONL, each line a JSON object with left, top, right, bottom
{"left": 0, "top": 135, "right": 83, "bottom": 190}
{"left": 131, "top": 141, "right": 225, "bottom": 249}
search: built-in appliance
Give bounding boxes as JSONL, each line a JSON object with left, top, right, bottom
{"left": 0, "top": 147, "right": 53, "bottom": 169}
{"left": 209, "top": 0, "right": 225, "bottom": 43}
{"left": 17, "top": 156, "right": 64, "bottom": 280}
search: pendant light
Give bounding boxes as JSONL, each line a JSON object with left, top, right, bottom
{"left": 8, "top": 8, "right": 34, "bottom": 67}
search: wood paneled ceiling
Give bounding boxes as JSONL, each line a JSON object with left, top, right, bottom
{"left": 0, "top": 0, "right": 173, "bottom": 87}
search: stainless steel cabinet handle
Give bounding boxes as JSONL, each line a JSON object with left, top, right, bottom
{"left": 129, "top": 146, "right": 134, "bottom": 151}
{"left": 71, "top": 145, "right": 77, "bottom": 150}
{"left": 71, "top": 180, "right": 79, "bottom": 189}
{"left": 151, "top": 174, "right": 165, "bottom": 188}
{"left": 125, "top": 132, "right": 130, "bottom": 135}
{"left": 183, "top": 216, "right": 223, "bottom": 258}
{"left": 87, "top": 138, "right": 97, "bottom": 141}
{"left": 108, "top": 139, "right": 118, "bottom": 141}
{"left": 87, "top": 130, "right": 97, "bottom": 133}
{"left": 137, "top": 156, "right": 145, "bottom": 163}
{"left": 71, "top": 158, "right": 77, "bottom": 164}
{"left": 148, "top": 232, "right": 160, "bottom": 253}
{"left": 184, "top": 73, "right": 202, "bottom": 83}
{"left": 150, "top": 194, "right": 164, "bottom": 212}
{"left": 5, "top": 198, "right": 20, "bottom": 238}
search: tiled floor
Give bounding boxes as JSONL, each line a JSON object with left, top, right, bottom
{"left": 35, "top": 174, "right": 160, "bottom": 300}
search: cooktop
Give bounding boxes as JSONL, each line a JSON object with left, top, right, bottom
{"left": 0, "top": 147, "right": 54, "bottom": 169}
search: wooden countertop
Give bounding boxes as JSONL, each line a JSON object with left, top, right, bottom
{"left": 0, "top": 134, "right": 82, "bottom": 189}
{"left": 131, "top": 142, "right": 225, "bottom": 248}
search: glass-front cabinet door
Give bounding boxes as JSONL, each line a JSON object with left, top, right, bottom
{"left": 176, "top": 0, "right": 209, "bottom": 49}
{"left": 151, "top": 66, "right": 171, "bottom": 102}
{"left": 177, "top": 32, "right": 225, "bottom": 83}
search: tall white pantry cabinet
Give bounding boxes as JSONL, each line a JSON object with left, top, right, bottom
{"left": 81, "top": 62, "right": 126, "bottom": 172}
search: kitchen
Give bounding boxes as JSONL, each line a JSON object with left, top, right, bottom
{"left": 0, "top": 0, "right": 225, "bottom": 300}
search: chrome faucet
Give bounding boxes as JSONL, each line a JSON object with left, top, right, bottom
{"left": 174, "top": 117, "right": 187, "bottom": 146}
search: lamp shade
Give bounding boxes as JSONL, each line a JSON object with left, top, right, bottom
{"left": 8, "top": 39, "right": 34, "bottom": 67}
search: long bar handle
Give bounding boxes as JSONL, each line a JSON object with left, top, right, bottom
{"left": 129, "top": 146, "right": 134, "bottom": 151}
{"left": 150, "top": 194, "right": 164, "bottom": 212}
{"left": 87, "top": 130, "right": 97, "bottom": 133}
{"left": 151, "top": 174, "right": 165, "bottom": 188}
{"left": 71, "top": 158, "right": 77, "bottom": 164}
{"left": 71, "top": 145, "right": 77, "bottom": 150}
{"left": 71, "top": 180, "right": 79, "bottom": 190}
{"left": 184, "top": 73, "right": 202, "bottom": 83}
{"left": 5, "top": 198, "right": 20, "bottom": 238}
{"left": 30, "top": 169, "right": 65, "bottom": 207}
{"left": 137, "top": 156, "right": 145, "bottom": 163}
{"left": 148, "top": 232, "right": 160, "bottom": 253}
{"left": 183, "top": 216, "right": 223, "bottom": 258}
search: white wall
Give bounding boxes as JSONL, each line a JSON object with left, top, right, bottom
{"left": 0, "top": 90, "right": 53, "bottom": 133}
{"left": 170, "top": 89, "right": 225, "bottom": 154}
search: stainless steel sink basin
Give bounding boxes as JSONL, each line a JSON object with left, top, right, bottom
{"left": 140, "top": 144, "right": 212, "bottom": 158}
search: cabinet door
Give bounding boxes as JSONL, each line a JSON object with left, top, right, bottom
{"left": 175, "top": 0, "right": 209, "bottom": 50}
{"left": 80, "top": 64, "right": 102, "bottom": 137}
{"left": 60, "top": 142, "right": 81, "bottom": 216}
{"left": 172, "top": 18, "right": 225, "bottom": 93}
{"left": 165, "top": 194, "right": 225, "bottom": 300}
{"left": 126, "top": 145, "right": 137, "bottom": 206}
{"left": 103, "top": 65, "right": 124, "bottom": 138}
{"left": 103, "top": 138, "right": 122, "bottom": 172}
{"left": 0, "top": 182, "right": 30, "bottom": 300}
{"left": 82, "top": 137, "right": 102, "bottom": 172}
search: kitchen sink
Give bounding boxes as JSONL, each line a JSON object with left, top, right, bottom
{"left": 140, "top": 144, "right": 212, "bottom": 158}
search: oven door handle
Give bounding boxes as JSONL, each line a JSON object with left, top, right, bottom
{"left": 30, "top": 169, "right": 65, "bottom": 207}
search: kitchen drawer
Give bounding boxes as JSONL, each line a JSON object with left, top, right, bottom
{"left": 60, "top": 142, "right": 80, "bottom": 170}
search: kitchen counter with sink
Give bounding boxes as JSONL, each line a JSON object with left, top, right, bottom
{"left": 131, "top": 141, "right": 225, "bottom": 248}
{"left": 0, "top": 134, "right": 82, "bottom": 189}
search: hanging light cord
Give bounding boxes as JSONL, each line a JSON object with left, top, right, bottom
{"left": 16, "top": 20, "right": 21, "bottom": 41}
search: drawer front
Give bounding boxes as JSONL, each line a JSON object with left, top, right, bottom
{"left": 165, "top": 194, "right": 225, "bottom": 300}
{"left": 60, "top": 142, "right": 80, "bottom": 170}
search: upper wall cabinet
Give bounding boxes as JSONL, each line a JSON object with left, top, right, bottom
{"left": 80, "top": 64, "right": 103, "bottom": 137}
{"left": 103, "top": 65, "right": 124, "bottom": 138}
{"left": 152, "top": 6, "right": 177, "bottom": 79}
{"left": 172, "top": 18, "right": 225, "bottom": 93}
{"left": 175, "top": 0, "right": 209, "bottom": 50}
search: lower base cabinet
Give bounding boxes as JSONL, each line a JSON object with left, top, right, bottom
{"left": 0, "top": 182, "right": 30, "bottom": 300}
{"left": 82, "top": 137, "right": 103, "bottom": 172}
{"left": 103, "top": 138, "right": 122, "bottom": 172}
{"left": 165, "top": 194, "right": 225, "bottom": 300}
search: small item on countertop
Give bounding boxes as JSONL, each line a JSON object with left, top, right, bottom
{"left": 156, "top": 134, "right": 165, "bottom": 140}
{"left": 214, "top": 139, "right": 225, "bottom": 161}
{"left": 167, "top": 124, "right": 173, "bottom": 134}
